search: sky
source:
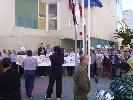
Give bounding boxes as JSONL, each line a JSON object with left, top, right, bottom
{"left": 122, "top": 0, "right": 133, "bottom": 11}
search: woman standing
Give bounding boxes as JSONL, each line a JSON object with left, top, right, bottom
{"left": 96, "top": 50, "right": 104, "bottom": 77}
{"left": 0, "top": 58, "right": 21, "bottom": 100}
{"left": 6, "top": 50, "right": 12, "bottom": 58}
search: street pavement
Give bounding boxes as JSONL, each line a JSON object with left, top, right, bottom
{"left": 21, "top": 76, "right": 113, "bottom": 100}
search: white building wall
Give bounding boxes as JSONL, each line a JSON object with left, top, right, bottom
{"left": 123, "top": 10, "right": 133, "bottom": 31}
{"left": 0, "top": 0, "right": 60, "bottom": 52}
{"left": 0, "top": 0, "right": 124, "bottom": 51}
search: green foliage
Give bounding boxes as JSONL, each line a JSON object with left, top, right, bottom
{"left": 114, "top": 28, "right": 133, "bottom": 46}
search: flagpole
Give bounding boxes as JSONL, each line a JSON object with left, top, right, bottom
{"left": 75, "top": 24, "right": 77, "bottom": 67}
{"left": 82, "top": 0, "right": 85, "bottom": 54}
{"left": 88, "top": 0, "right": 90, "bottom": 79}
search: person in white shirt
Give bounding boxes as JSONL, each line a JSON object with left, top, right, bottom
{"left": 96, "top": 50, "right": 104, "bottom": 77}
{"left": 46, "top": 44, "right": 52, "bottom": 54}
{"left": 1, "top": 49, "right": 7, "bottom": 58}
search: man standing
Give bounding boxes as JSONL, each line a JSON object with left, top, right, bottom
{"left": 123, "top": 48, "right": 133, "bottom": 75}
{"left": 1, "top": 49, "right": 7, "bottom": 58}
{"left": 46, "top": 44, "right": 52, "bottom": 54}
{"left": 108, "top": 49, "right": 119, "bottom": 79}
{"left": 21, "top": 50, "right": 38, "bottom": 98}
{"left": 11, "top": 50, "right": 17, "bottom": 71}
{"left": 45, "top": 46, "right": 64, "bottom": 100}
{"left": 73, "top": 54, "right": 91, "bottom": 100}
{"left": 38, "top": 43, "right": 46, "bottom": 56}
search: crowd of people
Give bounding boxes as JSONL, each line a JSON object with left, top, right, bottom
{"left": 0, "top": 43, "right": 133, "bottom": 100}
{"left": 90, "top": 45, "right": 133, "bottom": 80}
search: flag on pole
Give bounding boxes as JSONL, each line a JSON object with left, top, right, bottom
{"left": 75, "top": 2, "right": 80, "bottom": 25}
{"left": 71, "top": 0, "right": 81, "bottom": 25}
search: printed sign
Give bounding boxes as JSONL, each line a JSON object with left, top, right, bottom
{"left": 17, "top": 55, "right": 79, "bottom": 66}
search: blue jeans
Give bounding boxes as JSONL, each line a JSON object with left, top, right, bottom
{"left": 111, "top": 64, "right": 117, "bottom": 79}
{"left": 90, "top": 63, "right": 94, "bottom": 76}
{"left": 24, "top": 70, "right": 35, "bottom": 97}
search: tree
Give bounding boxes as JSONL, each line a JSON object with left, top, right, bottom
{"left": 114, "top": 28, "right": 133, "bottom": 47}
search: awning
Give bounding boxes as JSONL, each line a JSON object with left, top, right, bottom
{"left": 84, "top": 0, "right": 103, "bottom": 8}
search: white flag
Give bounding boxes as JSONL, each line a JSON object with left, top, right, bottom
{"left": 75, "top": 2, "right": 80, "bottom": 25}
{"left": 72, "top": 0, "right": 76, "bottom": 5}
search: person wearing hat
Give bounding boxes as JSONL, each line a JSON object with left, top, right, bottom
{"left": 17, "top": 47, "right": 26, "bottom": 76}
{"left": 122, "top": 48, "right": 133, "bottom": 75}
{"left": 17, "top": 47, "right": 26, "bottom": 55}
{"left": 110, "top": 62, "right": 133, "bottom": 100}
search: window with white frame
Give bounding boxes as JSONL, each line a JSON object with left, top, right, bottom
{"left": 48, "top": 3, "right": 57, "bottom": 30}
{"left": 15, "top": 0, "right": 59, "bottom": 31}
{"left": 38, "top": 1, "right": 58, "bottom": 30}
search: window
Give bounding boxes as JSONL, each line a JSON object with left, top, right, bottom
{"left": 48, "top": 3, "right": 57, "bottom": 30}
{"left": 15, "top": 0, "right": 38, "bottom": 29}
{"left": 38, "top": 1, "right": 46, "bottom": 30}
{"left": 15, "top": 0, "right": 59, "bottom": 31}
{"left": 38, "top": 2, "right": 58, "bottom": 30}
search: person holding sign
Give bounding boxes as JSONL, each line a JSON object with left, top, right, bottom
{"left": 38, "top": 43, "right": 46, "bottom": 77}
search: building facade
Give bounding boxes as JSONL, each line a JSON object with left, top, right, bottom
{"left": 122, "top": 9, "right": 133, "bottom": 31}
{"left": 0, "top": 0, "right": 124, "bottom": 52}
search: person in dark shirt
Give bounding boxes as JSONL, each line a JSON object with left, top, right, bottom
{"left": 45, "top": 46, "right": 64, "bottom": 100}
{"left": 38, "top": 43, "right": 46, "bottom": 56}
{"left": 38, "top": 43, "right": 46, "bottom": 77}
{"left": 0, "top": 58, "right": 21, "bottom": 100}
{"left": 108, "top": 49, "right": 119, "bottom": 79}
{"left": 110, "top": 62, "right": 133, "bottom": 100}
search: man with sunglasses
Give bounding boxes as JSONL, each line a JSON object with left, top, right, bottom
{"left": 123, "top": 48, "right": 133, "bottom": 75}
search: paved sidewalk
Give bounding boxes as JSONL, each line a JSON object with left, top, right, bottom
{"left": 21, "top": 76, "right": 113, "bottom": 100}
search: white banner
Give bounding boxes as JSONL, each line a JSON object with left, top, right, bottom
{"left": 17, "top": 55, "right": 80, "bottom": 66}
